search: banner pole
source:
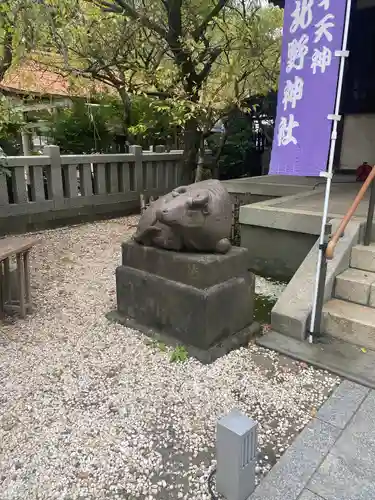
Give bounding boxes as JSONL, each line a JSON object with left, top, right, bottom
{"left": 308, "top": 0, "right": 352, "bottom": 344}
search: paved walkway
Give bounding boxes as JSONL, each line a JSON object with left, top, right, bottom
{"left": 250, "top": 380, "right": 374, "bottom": 500}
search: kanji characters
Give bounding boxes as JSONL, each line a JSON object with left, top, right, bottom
{"left": 278, "top": 115, "right": 300, "bottom": 146}
{"left": 318, "top": 0, "right": 330, "bottom": 10}
{"left": 283, "top": 76, "right": 304, "bottom": 110}
{"left": 314, "top": 13, "right": 335, "bottom": 43}
{"left": 286, "top": 34, "right": 309, "bottom": 73}
{"left": 311, "top": 46, "right": 332, "bottom": 74}
{"left": 290, "top": 0, "right": 314, "bottom": 33}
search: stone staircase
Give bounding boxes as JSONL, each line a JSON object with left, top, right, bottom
{"left": 323, "top": 243, "right": 375, "bottom": 350}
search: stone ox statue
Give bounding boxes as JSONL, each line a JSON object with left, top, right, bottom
{"left": 134, "top": 179, "right": 232, "bottom": 254}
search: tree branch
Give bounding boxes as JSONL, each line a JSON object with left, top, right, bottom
{"left": 91, "top": 0, "right": 167, "bottom": 37}
{"left": 197, "top": 46, "right": 221, "bottom": 84}
{"left": 192, "top": 0, "right": 229, "bottom": 41}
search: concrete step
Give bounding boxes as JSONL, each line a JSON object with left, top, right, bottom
{"left": 351, "top": 244, "right": 375, "bottom": 273}
{"left": 323, "top": 299, "right": 375, "bottom": 350}
{"left": 335, "top": 268, "right": 375, "bottom": 306}
{"left": 257, "top": 330, "right": 375, "bottom": 389}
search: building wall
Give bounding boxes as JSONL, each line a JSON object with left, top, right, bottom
{"left": 339, "top": 1, "right": 375, "bottom": 170}
{"left": 340, "top": 114, "right": 375, "bottom": 169}
{"left": 357, "top": 0, "right": 375, "bottom": 9}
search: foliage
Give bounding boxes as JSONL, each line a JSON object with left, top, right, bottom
{"left": 208, "top": 92, "right": 278, "bottom": 179}
{"left": 0, "top": 145, "right": 10, "bottom": 176}
{"left": 169, "top": 345, "right": 188, "bottom": 363}
{"left": 128, "top": 96, "right": 183, "bottom": 148}
{"left": 87, "top": 0, "right": 283, "bottom": 179}
{"left": 0, "top": 94, "right": 24, "bottom": 156}
{"left": 48, "top": 99, "right": 116, "bottom": 154}
{"left": 0, "top": 0, "right": 48, "bottom": 82}
{"left": 147, "top": 339, "right": 167, "bottom": 352}
{"left": 209, "top": 109, "right": 255, "bottom": 179}
{"left": 45, "top": 93, "right": 182, "bottom": 152}
{"left": 0, "top": 94, "right": 23, "bottom": 135}
{"left": 36, "top": 0, "right": 166, "bottom": 132}
{"left": 1, "top": 0, "right": 283, "bottom": 177}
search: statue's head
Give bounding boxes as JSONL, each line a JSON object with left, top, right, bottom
{"left": 156, "top": 189, "right": 210, "bottom": 228}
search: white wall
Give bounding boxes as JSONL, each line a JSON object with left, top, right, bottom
{"left": 340, "top": 114, "right": 375, "bottom": 169}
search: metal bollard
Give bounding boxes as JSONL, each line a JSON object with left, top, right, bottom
{"left": 216, "top": 410, "right": 258, "bottom": 500}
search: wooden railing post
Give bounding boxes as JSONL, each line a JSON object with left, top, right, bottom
{"left": 44, "top": 145, "right": 64, "bottom": 200}
{"left": 12, "top": 165, "right": 28, "bottom": 204}
{"left": 0, "top": 171, "right": 9, "bottom": 206}
{"left": 129, "top": 145, "right": 143, "bottom": 192}
{"left": 155, "top": 145, "right": 166, "bottom": 191}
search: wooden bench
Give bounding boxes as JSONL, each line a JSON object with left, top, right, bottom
{"left": 0, "top": 237, "right": 39, "bottom": 318}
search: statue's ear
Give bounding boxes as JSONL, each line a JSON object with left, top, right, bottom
{"left": 172, "top": 186, "right": 187, "bottom": 197}
{"left": 186, "top": 191, "right": 209, "bottom": 208}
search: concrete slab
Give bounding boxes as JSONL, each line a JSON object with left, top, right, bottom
{"left": 343, "top": 391, "right": 375, "bottom": 439}
{"left": 250, "top": 382, "right": 375, "bottom": 500}
{"left": 308, "top": 451, "right": 375, "bottom": 500}
{"left": 332, "top": 427, "right": 375, "bottom": 479}
{"left": 298, "top": 491, "right": 326, "bottom": 500}
{"left": 317, "top": 380, "right": 369, "bottom": 430}
{"left": 249, "top": 419, "right": 341, "bottom": 500}
{"left": 280, "top": 183, "right": 370, "bottom": 217}
{"left": 222, "top": 175, "right": 337, "bottom": 212}
{"left": 257, "top": 331, "right": 375, "bottom": 389}
{"left": 239, "top": 178, "right": 367, "bottom": 236}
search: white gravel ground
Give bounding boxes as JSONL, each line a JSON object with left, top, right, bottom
{"left": 0, "top": 216, "right": 340, "bottom": 500}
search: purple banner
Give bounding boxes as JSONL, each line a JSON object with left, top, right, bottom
{"left": 269, "top": 0, "right": 347, "bottom": 176}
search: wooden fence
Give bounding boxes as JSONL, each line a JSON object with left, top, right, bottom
{"left": 0, "top": 145, "right": 191, "bottom": 234}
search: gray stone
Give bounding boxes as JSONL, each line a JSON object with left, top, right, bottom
{"left": 29, "top": 165, "right": 46, "bottom": 202}
{"left": 250, "top": 419, "right": 341, "bottom": 500}
{"left": 308, "top": 451, "right": 375, "bottom": 500}
{"left": 334, "top": 268, "right": 375, "bottom": 306}
{"left": 369, "top": 282, "right": 375, "bottom": 308}
{"left": 134, "top": 179, "right": 232, "bottom": 253}
{"left": 298, "top": 491, "right": 325, "bottom": 500}
{"left": 343, "top": 391, "right": 375, "bottom": 440}
{"left": 240, "top": 223, "right": 316, "bottom": 281}
{"left": 307, "top": 391, "right": 375, "bottom": 500}
{"left": 351, "top": 244, "right": 375, "bottom": 273}
{"left": 317, "top": 380, "right": 369, "bottom": 429}
{"left": 271, "top": 219, "right": 361, "bottom": 340}
{"left": 322, "top": 299, "right": 375, "bottom": 350}
{"left": 115, "top": 243, "right": 255, "bottom": 350}
{"left": 121, "top": 240, "right": 249, "bottom": 289}
{"left": 257, "top": 331, "right": 375, "bottom": 389}
{"left": 332, "top": 429, "right": 375, "bottom": 481}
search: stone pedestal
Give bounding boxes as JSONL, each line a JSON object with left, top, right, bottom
{"left": 113, "top": 241, "right": 257, "bottom": 359}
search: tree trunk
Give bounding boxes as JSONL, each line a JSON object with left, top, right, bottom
{"left": 195, "top": 134, "right": 208, "bottom": 182}
{"left": 182, "top": 117, "right": 200, "bottom": 184}
{"left": 212, "top": 130, "right": 228, "bottom": 179}
{"left": 117, "top": 87, "right": 131, "bottom": 150}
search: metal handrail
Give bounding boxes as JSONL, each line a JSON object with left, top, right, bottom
{"left": 326, "top": 166, "right": 375, "bottom": 260}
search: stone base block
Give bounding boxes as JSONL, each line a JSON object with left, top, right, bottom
{"left": 114, "top": 241, "right": 256, "bottom": 352}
